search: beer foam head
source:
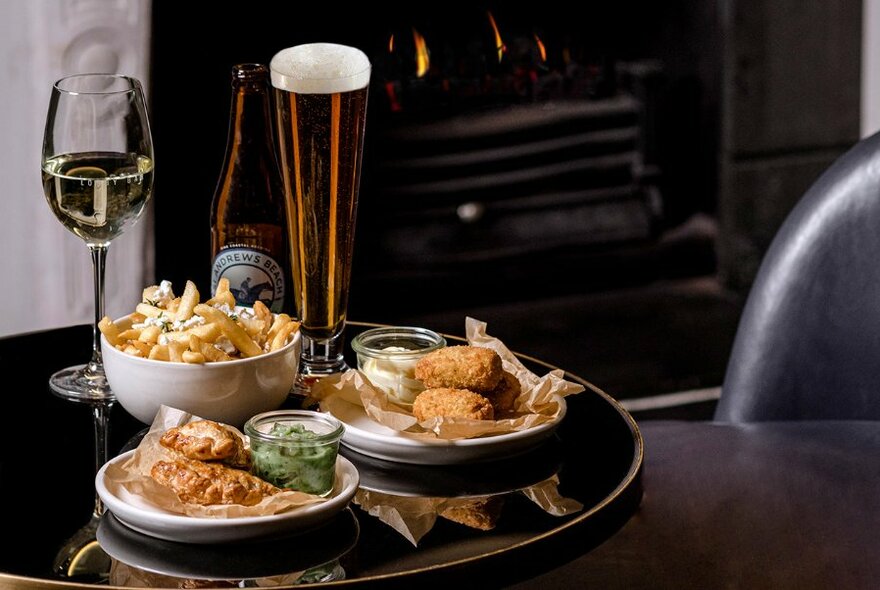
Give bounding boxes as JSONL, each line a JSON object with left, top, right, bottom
{"left": 270, "top": 43, "right": 371, "bottom": 94}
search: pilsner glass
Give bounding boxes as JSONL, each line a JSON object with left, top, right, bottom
{"left": 270, "top": 43, "right": 370, "bottom": 388}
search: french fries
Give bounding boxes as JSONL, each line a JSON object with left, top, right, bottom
{"left": 98, "top": 279, "right": 300, "bottom": 363}
{"left": 194, "top": 304, "right": 264, "bottom": 358}
{"left": 205, "top": 277, "right": 235, "bottom": 308}
{"left": 175, "top": 280, "right": 200, "bottom": 322}
{"left": 98, "top": 317, "right": 120, "bottom": 347}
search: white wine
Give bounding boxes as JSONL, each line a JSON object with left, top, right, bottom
{"left": 42, "top": 151, "right": 153, "bottom": 244}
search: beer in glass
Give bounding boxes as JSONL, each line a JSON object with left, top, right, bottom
{"left": 270, "top": 43, "right": 370, "bottom": 385}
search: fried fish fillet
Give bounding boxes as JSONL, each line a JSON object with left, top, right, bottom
{"left": 413, "top": 387, "right": 495, "bottom": 421}
{"left": 160, "top": 420, "right": 250, "bottom": 469}
{"left": 483, "top": 370, "right": 521, "bottom": 416}
{"left": 150, "top": 458, "right": 278, "bottom": 506}
{"left": 414, "top": 346, "right": 503, "bottom": 392}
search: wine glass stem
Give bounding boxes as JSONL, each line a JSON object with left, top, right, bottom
{"left": 88, "top": 244, "right": 108, "bottom": 370}
{"left": 89, "top": 244, "right": 110, "bottom": 518}
{"left": 92, "top": 402, "right": 110, "bottom": 518}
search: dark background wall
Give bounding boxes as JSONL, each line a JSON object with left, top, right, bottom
{"left": 718, "top": 0, "right": 862, "bottom": 290}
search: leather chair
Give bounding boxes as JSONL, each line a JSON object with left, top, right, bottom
{"left": 715, "top": 131, "right": 880, "bottom": 422}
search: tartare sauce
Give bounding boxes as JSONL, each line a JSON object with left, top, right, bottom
{"left": 361, "top": 346, "right": 426, "bottom": 405}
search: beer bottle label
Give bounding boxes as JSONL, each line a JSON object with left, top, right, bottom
{"left": 211, "top": 247, "right": 286, "bottom": 313}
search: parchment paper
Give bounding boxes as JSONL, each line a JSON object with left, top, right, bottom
{"left": 312, "top": 318, "right": 586, "bottom": 440}
{"left": 102, "top": 405, "right": 326, "bottom": 518}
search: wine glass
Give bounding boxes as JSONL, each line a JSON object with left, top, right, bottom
{"left": 41, "top": 73, "right": 153, "bottom": 580}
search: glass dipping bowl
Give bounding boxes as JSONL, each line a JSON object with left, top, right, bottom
{"left": 350, "top": 326, "right": 447, "bottom": 406}
{"left": 244, "top": 410, "right": 343, "bottom": 497}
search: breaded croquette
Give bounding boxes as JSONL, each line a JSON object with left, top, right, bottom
{"left": 415, "top": 346, "right": 503, "bottom": 392}
{"left": 413, "top": 387, "right": 495, "bottom": 421}
{"left": 483, "top": 370, "right": 521, "bottom": 416}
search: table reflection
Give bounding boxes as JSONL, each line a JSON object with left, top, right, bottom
{"left": 97, "top": 508, "right": 358, "bottom": 587}
{"left": 343, "top": 438, "right": 581, "bottom": 544}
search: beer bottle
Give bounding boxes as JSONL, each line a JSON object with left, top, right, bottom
{"left": 210, "top": 63, "right": 289, "bottom": 313}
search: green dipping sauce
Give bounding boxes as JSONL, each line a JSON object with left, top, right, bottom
{"left": 251, "top": 422, "right": 338, "bottom": 495}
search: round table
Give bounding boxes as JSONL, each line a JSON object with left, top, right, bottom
{"left": 0, "top": 323, "right": 642, "bottom": 588}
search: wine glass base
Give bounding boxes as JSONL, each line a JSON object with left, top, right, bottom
{"left": 52, "top": 514, "right": 111, "bottom": 582}
{"left": 49, "top": 364, "right": 115, "bottom": 403}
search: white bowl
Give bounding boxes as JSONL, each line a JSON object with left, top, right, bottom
{"left": 102, "top": 314, "right": 301, "bottom": 427}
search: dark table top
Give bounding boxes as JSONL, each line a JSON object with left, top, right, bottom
{"left": 511, "top": 419, "right": 880, "bottom": 590}
{"left": 0, "top": 323, "right": 642, "bottom": 589}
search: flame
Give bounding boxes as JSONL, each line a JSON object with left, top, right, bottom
{"left": 487, "top": 11, "right": 506, "bottom": 63}
{"left": 534, "top": 34, "right": 547, "bottom": 62}
{"left": 388, "top": 34, "right": 394, "bottom": 53}
{"left": 385, "top": 81, "right": 402, "bottom": 112}
{"left": 412, "top": 28, "right": 429, "bottom": 77}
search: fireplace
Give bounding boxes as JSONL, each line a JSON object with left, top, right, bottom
{"left": 347, "top": 4, "right": 721, "bottom": 318}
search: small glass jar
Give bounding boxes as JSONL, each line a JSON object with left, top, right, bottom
{"left": 350, "top": 326, "right": 446, "bottom": 406}
{"left": 244, "top": 410, "right": 343, "bottom": 497}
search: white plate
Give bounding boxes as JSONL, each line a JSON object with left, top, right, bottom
{"left": 96, "top": 451, "right": 359, "bottom": 544}
{"left": 329, "top": 395, "right": 566, "bottom": 465}
{"left": 342, "top": 437, "right": 563, "bottom": 497}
